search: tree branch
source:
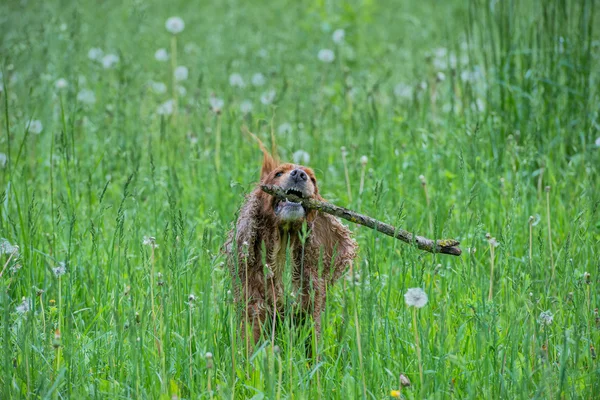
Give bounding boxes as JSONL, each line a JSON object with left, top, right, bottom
{"left": 261, "top": 184, "right": 462, "bottom": 256}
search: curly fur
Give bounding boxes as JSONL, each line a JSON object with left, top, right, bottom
{"left": 225, "top": 148, "right": 358, "bottom": 344}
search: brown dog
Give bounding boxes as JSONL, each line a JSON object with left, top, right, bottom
{"left": 226, "top": 145, "right": 358, "bottom": 346}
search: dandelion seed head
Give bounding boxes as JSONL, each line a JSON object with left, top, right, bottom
{"left": 188, "top": 294, "right": 196, "bottom": 302}
{"left": 404, "top": 287, "right": 428, "bottom": 308}
{"left": 332, "top": 28, "right": 345, "bottom": 44}
{"left": 595, "top": 137, "right": 600, "bottom": 147}
{"left": 260, "top": 89, "right": 276, "bottom": 105}
{"left": 88, "top": 47, "right": 104, "bottom": 61}
{"left": 52, "top": 262, "right": 67, "bottom": 277}
{"left": 399, "top": 373, "right": 411, "bottom": 387}
{"left": 209, "top": 95, "right": 224, "bottom": 113}
{"left": 317, "top": 49, "right": 335, "bottom": 63}
{"left": 151, "top": 81, "right": 167, "bottom": 94}
{"left": 77, "top": 89, "right": 96, "bottom": 105}
{"left": 165, "top": 17, "right": 185, "bottom": 34}
{"left": 240, "top": 100, "right": 253, "bottom": 114}
{"left": 16, "top": 297, "right": 30, "bottom": 314}
{"left": 0, "top": 238, "right": 18, "bottom": 255}
{"left": 360, "top": 155, "right": 368, "bottom": 165}
{"left": 154, "top": 48, "right": 169, "bottom": 62}
{"left": 156, "top": 99, "right": 174, "bottom": 116}
{"left": 292, "top": 150, "right": 310, "bottom": 165}
{"left": 228, "top": 73, "right": 245, "bottom": 88}
{"left": 277, "top": 122, "right": 292, "bottom": 135}
{"left": 393, "top": 83, "right": 413, "bottom": 99}
{"left": 251, "top": 73, "right": 266, "bottom": 86}
{"left": 174, "top": 66, "right": 188, "bottom": 81}
{"left": 27, "top": 119, "right": 43, "bottom": 134}
{"left": 55, "top": 78, "right": 68, "bottom": 89}
{"left": 538, "top": 310, "right": 554, "bottom": 325}
{"left": 0, "top": 153, "right": 6, "bottom": 169}
{"left": 143, "top": 236, "right": 158, "bottom": 247}
{"left": 205, "top": 352, "right": 213, "bottom": 359}
{"left": 101, "top": 54, "right": 119, "bottom": 69}
{"left": 177, "top": 85, "right": 186, "bottom": 96}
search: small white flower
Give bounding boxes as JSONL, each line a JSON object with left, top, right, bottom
{"left": 0, "top": 238, "right": 18, "bottom": 255}
{"left": 292, "top": 150, "right": 310, "bottom": 165}
{"left": 260, "top": 89, "right": 276, "bottom": 105}
{"left": 393, "top": 83, "right": 412, "bottom": 99}
{"left": 88, "top": 47, "right": 104, "bottom": 61}
{"left": 142, "top": 236, "right": 159, "bottom": 248}
{"left": 52, "top": 262, "right": 67, "bottom": 277}
{"left": 55, "top": 78, "right": 68, "bottom": 89}
{"left": 77, "top": 89, "right": 96, "bottom": 105}
{"left": 174, "top": 66, "right": 188, "bottom": 81}
{"left": 538, "top": 310, "right": 554, "bottom": 325}
{"left": 360, "top": 155, "right": 368, "bottom": 165}
{"left": 156, "top": 100, "right": 174, "bottom": 116}
{"left": 332, "top": 29, "right": 345, "bottom": 44}
{"left": 16, "top": 297, "right": 30, "bottom": 314}
{"left": 251, "top": 73, "right": 266, "bottom": 86}
{"left": 165, "top": 17, "right": 185, "bottom": 34}
{"left": 277, "top": 122, "right": 292, "bottom": 135}
{"left": 151, "top": 81, "right": 167, "bottom": 94}
{"left": 209, "top": 95, "right": 224, "bottom": 113}
{"left": 595, "top": 137, "right": 600, "bottom": 147}
{"left": 404, "top": 288, "right": 428, "bottom": 308}
{"left": 0, "top": 153, "right": 6, "bottom": 168}
{"left": 240, "top": 100, "right": 253, "bottom": 114}
{"left": 101, "top": 54, "right": 119, "bottom": 69}
{"left": 154, "top": 48, "right": 169, "bottom": 62}
{"left": 318, "top": 49, "right": 335, "bottom": 63}
{"left": 229, "top": 73, "right": 245, "bottom": 88}
{"left": 26, "top": 119, "right": 43, "bottom": 134}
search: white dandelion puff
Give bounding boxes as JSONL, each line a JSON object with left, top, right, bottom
{"left": 154, "top": 48, "right": 169, "bottom": 62}
{"left": 174, "top": 66, "right": 188, "bottom": 81}
{"left": 332, "top": 29, "right": 345, "bottom": 44}
{"left": 142, "top": 236, "right": 159, "bottom": 248}
{"left": 165, "top": 17, "right": 185, "bottom": 34}
{"left": 156, "top": 100, "right": 174, "bottom": 116}
{"left": 595, "top": 137, "right": 600, "bottom": 147}
{"left": 55, "top": 78, "right": 68, "bottom": 90}
{"left": 77, "top": 89, "right": 96, "bottom": 105}
{"left": 292, "top": 150, "right": 310, "bottom": 165}
{"left": 229, "top": 73, "right": 245, "bottom": 88}
{"left": 16, "top": 297, "right": 30, "bottom": 314}
{"left": 0, "top": 153, "right": 6, "bottom": 169}
{"left": 151, "top": 81, "right": 167, "bottom": 94}
{"left": 0, "top": 238, "right": 18, "bottom": 255}
{"left": 318, "top": 49, "right": 335, "bottom": 63}
{"left": 101, "top": 54, "right": 119, "bottom": 69}
{"left": 88, "top": 47, "right": 104, "bottom": 61}
{"left": 26, "top": 119, "right": 43, "bottom": 134}
{"left": 538, "top": 310, "right": 554, "bottom": 325}
{"left": 404, "top": 288, "right": 428, "bottom": 308}
{"left": 240, "top": 100, "right": 253, "bottom": 114}
{"left": 277, "top": 122, "right": 292, "bottom": 135}
{"left": 360, "top": 155, "right": 368, "bottom": 165}
{"left": 393, "top": 83, "right": 413, "bottom": 99}
{"left": 260, "top": 89, "right": 276, "bottom": 105}
{"left": 209, "top": 95, "right": 224, "bottom": 113}
{"left": 251, "top": 73, "right": 266, "bottom": 86}
{"left": 177, "top": 85, "right": 187, "bottom": 96}
{"left": 52, "top": 262, "right": 67, "bottom": 277}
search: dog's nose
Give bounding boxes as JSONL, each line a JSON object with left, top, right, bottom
{"left": 290, "top": 168, "right": 308, "bottom": 182}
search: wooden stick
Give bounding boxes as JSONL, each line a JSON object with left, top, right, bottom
{"left": 261, "top": 184, "right": 462, "bottom": 256}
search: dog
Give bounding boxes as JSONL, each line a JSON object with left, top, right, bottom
{"left": 225, "top": 143, "right": 358, "bottom": 346}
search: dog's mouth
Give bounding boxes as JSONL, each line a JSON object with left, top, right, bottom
{"left": 273, "top": 187, "right": 309, "bottom": 222}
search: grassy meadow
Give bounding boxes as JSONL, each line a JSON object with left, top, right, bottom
{"left": 1, "top": 0, "right": 599, "bottom": 398}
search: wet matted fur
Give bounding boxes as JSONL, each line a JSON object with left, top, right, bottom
{"left": 225, "top": 147, "right": 358, "bottom": 345}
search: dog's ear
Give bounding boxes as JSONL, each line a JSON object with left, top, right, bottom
{"left": 260, "top": 150, "right": 278, "bottom": 181}
{"left": 243, "top": 126, "right": 279, "bottom": 181}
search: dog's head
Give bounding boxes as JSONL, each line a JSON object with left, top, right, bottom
{"left": 258, "top": 149, "right": 319, "bottom": 225}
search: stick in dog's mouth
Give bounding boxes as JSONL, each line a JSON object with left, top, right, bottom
{"left": 262, "top": 184, "right": 462, "bottom": 256}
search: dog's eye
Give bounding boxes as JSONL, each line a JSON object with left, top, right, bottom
{"left": 311, "top": 178, "right": 316, "bottom": 185}
{"left": 275, "top": 171, "right": 283, "bottom": 178}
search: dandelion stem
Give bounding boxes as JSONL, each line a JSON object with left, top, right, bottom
{"left": 488, "top": 242, "right": 495, "bottom": 301}
{"left": 412, "top": 307, "right": 424, "bottom": 392}
{"left": 215, "top": 115, "right": 221, "bottom": 173}
{"left": 341, "top": 148, "right": 352, "bottom": 202}
{"left": 359, "top": 163, "right": 366, "bottom": 196}
{"left": 171, "top": 35, "right": 178, "bottom": 118}
{"left": 545, "top": 187, "right": 555, "bottom": 282}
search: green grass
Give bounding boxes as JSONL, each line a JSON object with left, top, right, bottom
{"left": 1, "top": 0, "right": 599, "bottom": 398}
